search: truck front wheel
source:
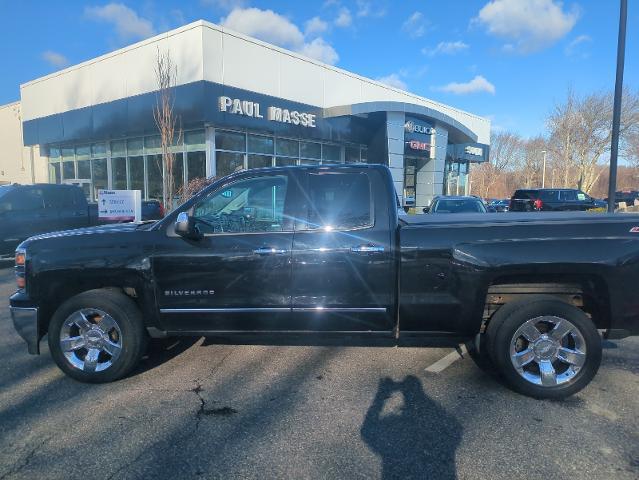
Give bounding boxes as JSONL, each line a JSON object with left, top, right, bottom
{"left": 48, "top": 289, "right": 148, "bottom": 383}
{"left": 487, "top": 296, "right": 602, "bottom": 399}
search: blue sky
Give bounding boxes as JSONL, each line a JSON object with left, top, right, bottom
{"left": 1, "top": 0, "right": 637, "bottom": 138}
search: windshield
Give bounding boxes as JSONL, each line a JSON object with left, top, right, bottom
{"left": 432, "top": 199, "right": 487, "bottom": 213}
{"left": 0, "top": 185, "right": 13, "bottom": 200}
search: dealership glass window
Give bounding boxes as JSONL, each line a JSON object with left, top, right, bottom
{"left": 91, "top": 143, "right": 106, "bottom": 158}
{"left": 248, "top": 134, "right": 274, "bottom": 155}
{"left": 92, "top": 158, "right": 107, "bottom": 199}
{"left": 129, "top": 156, "right": 145, "bottom": 198}
{"left": 61, "top": 147, "right": 75, "bottom": 180}
{"left": 112, "top": 157, "right": 127, "bottom": 190}
{"left": 187, "top": 151, "right": 206, "bottom": 181}
{"left": 216, "top": 130, "right": 245, "bottom": 152}
{"left": 216, "top": 152, "right": 245, "bottom": 178}
{"left": 127, "top": 138, "right": 143, "bottom": 156}
{"left": 360, "top": 148, "right": 368, "bottom": 163}
{"left": 76, "top": 145, "right": 90, "bottom": 161}
{"left": 49, "top": 148, "right": 61, "bottom": 184}
{"left": 275, "top": 157, "right": 297, "bottom": 166}
{"left": 322, "top": 144, "right": 341, "bottom": 164}
{"left": 185, "top": 130, "right": 205, "bottom": 152}
{"left": 173, "top": 153, "right": 184, "bottom": 193}
{"left": 248, "top": 154, "right": 272, "bottom": 170}
{"left": 147, "top": 155, "right": 163, "bottom": 201}
{"left": 345, "top": 146, "right": 360, "bottom": 163}
{"left": 300, "top": 141, "right": 321, "bottom": 160}
{"left": 111, "top": 140, "right": 126, "bottom": 157}
{"left": 144, "top": 136, "right": 162, "bottom": 155}
{"left": 77, "top": 159, "right": 91, "bottom": 179}
{"left": 276, "top": 138, "right": 299, "bottom": 157}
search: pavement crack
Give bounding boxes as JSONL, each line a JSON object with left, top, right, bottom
{"left": 0, "top": 435, "right": 52, "bottom": 480}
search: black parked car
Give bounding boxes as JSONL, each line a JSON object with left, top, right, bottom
{"left": 488, "top": 199, "right": 510, "bottom": 212}
{"left": 0, "top": 183, "right": 164, "bottom": 258}
{"left": 509, "top": 188, "right": 605, "bottom": 212}
{"left": 424, "top": 196, "right": 488, "bottom": 214}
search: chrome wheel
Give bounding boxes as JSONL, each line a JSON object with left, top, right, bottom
{"left": 509, "top": 315, "right": 586, "bottom": 387}
{"left": 59, "top": 309, "right": 123, "bottom": 372}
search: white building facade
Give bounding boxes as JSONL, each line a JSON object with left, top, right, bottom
{"left": 16, "top": 20, "right": 490, "bottom": 208}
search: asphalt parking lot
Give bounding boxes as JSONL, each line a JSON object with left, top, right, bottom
{"left": 0, "top": 266, "right": 637, "bottom": 480}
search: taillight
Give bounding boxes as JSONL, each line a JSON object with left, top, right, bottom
{"left": 159, "top": 203, "right": 165, "bottom": 217}
{"left": 534, "top": 198, "right": 543, "bottom": 210}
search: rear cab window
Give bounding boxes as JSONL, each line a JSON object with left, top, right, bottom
{"left": 0, "top": 187, "right": 45, "bottom": 212}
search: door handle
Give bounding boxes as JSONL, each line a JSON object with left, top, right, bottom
{"left": 253, "top": 247, "right": 288, "bottom": 255}
{"left": 350, "top": 244, "right": 385, "bottom": 254}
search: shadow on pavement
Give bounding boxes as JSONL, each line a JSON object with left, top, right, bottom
{"left": 130, "top": 336, "right": 202, "bottom": 377}
{"left": 361, "top": 375, "right": 462, "bottom": 479}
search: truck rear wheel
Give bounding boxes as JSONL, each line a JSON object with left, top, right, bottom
{"left": 487, "top": 296, "right": 601, "bottom": 399}
{"left": 48, "top": 289, "right": 148, "bottom": 383}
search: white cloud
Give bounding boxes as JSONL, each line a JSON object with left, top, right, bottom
{"left": 85, "top": 3, "right": 156, "bottom": 42}
{"left": 42, "top": 50, "right": 69, "bottom": 68}
{"left": 221, "top": 7, "right": 339, "bottom": 65}
{"left": 356, "top": 0, "right": 386, "bottom": 18}
{"left": 376, "top": 73, "right": 407, "bottom": 91}
{"left": 299, "top": 38, "right": 339, "bottom": 64}
{"left": 222, "top": 7, "right": 305, "bottom": 47}
{"left": 402, "top": 12, "right": 427, "bottom": 38}
{"left": 422, "top": 41, "right": 469, "bottom": 56}
{"left": 305, "top": 16, "right": 329, "bottom": 37}
{"left": 436, "top": 75, "right": 496, "bottom": 95}
{"left": 475, "top": 0, "right": 579, "bottom": 53}
{"left": 334, "top": 7, "right": 352, "bottom": 27}
{"left": 565, "top": 34, "right": 592, "bottom": 56}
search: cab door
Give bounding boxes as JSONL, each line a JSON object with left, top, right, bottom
{"left": 153, "top": 172, "right": 298, "bottom": 332}
{"left": 290, "top": 168, "right": 395, "bottom": 332}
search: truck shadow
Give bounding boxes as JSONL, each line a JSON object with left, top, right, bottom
{"left": 361, "top": 375, "right": 462, "bottom": 479}
{"left": 130, "top": 336, "right": 201, "bottom": 377}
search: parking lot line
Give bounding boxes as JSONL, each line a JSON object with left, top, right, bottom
{"left": 425, "top": 345, "right": 467, "bottom": 373}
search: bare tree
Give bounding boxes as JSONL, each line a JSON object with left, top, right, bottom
{"left": 153, "top": 48, "right": 182, "bottom": 210}
{"left": 547, "top": 89, "right": 639, "bottom": 193}
{"left": 474, "top": 131, "right": 522, "bottom": 198}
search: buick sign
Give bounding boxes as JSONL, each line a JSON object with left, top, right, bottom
{"left": 404, "top": 120, "right": 435, "bottom": 135}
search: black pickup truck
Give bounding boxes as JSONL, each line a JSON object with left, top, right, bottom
{"left": 9, "top": 165, "right": 639, "bottom": 398}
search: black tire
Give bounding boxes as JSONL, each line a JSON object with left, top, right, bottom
{"left": 48, "top": 289, "right": 148, "bottom": 383}
{"left": 488, "top": 295, "right": 602, "bottom": 399}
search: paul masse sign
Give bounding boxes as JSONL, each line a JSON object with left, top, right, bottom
{"left": 218, "top": 96, "right": 317, "bottom": 128}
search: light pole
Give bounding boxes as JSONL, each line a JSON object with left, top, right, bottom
{"left": 607, "top": 0, "right": 628, "bottom": 213}
{"left": 541, "top": 150, "right": 547, "bottom": 188}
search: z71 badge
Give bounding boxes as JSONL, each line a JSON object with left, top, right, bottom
{"left": 164, "top": 290, "right": 215, "bottom": 296}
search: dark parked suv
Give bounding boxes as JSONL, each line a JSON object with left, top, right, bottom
{"left": 509, "top": 188, "right": 605, "bottom": 212}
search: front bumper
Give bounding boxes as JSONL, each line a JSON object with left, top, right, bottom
{"left": 10, "top": 306, "right": 40, "bottom": 354}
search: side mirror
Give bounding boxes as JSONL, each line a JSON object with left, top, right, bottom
{"left": 422, "top": 206, "right": 430, "bottom": 214}
{"left": 174, "top": 211, "right": 202, "bottom": 239}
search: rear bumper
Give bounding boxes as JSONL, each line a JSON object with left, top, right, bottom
{"left": 10, "top": 306, "right": 40, "bottom": 354}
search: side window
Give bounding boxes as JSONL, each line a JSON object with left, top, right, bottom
{"left": 576, "top": 191, "right": 588, "bottom": 201}
{"left": 560, "top": 190, "right": 577, "bottom": 201}
{"left": 539, "top": 190, "right": 559, "bottom": 202}
{"left": 192, "top": 175, "right": 289, "bottom": 234}
{"left": 44, "top": 188, "right": 74, "bottom": 208}
{"left": 5, "top": 189, "right": 45, "bottom": 211}
{"left": 305, "top": 172, "right": 372, "bottom": 231}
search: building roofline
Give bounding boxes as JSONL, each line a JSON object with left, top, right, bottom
{"left": 20, "top": 19, "right": 488, "bottom": 127}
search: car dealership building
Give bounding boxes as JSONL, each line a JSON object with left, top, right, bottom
{"left": 8, "top": 20, "right": 490, "bottom": 208}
